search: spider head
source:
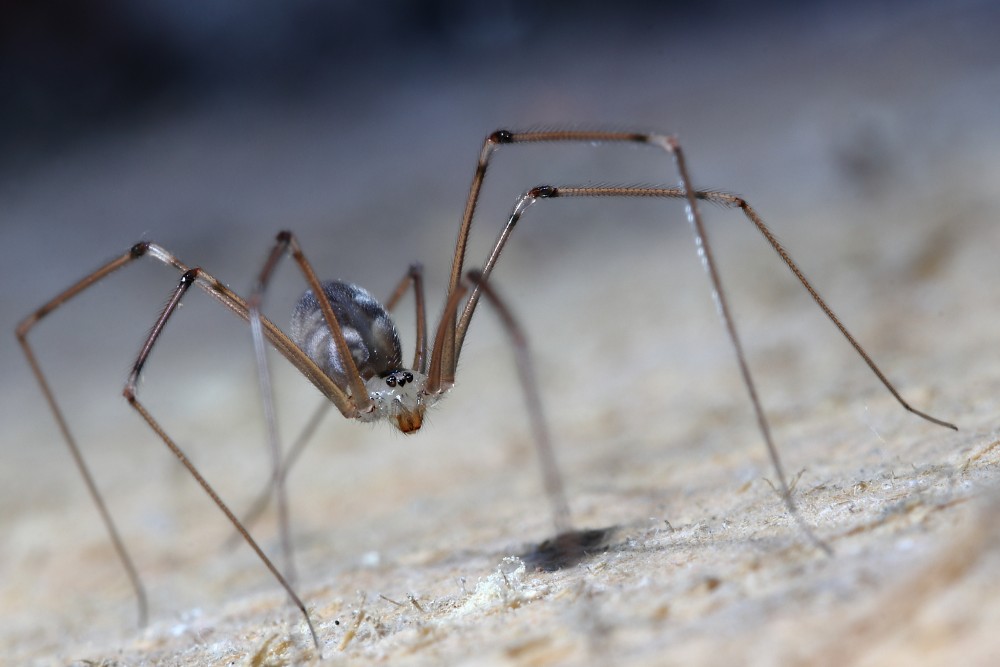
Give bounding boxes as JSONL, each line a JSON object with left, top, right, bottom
{"left": 365, "top": 370, "right": 429, "bottom": 434}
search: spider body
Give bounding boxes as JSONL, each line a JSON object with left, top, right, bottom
{"left": 289, "top": 280, "right": 432, "bottom": 432}
{"left": 16, "top": 130, "right": 956, "bottom": 652}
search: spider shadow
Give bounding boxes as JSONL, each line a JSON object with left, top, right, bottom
{"left": 518, "top": 525, "right": 621, "bottom": 571}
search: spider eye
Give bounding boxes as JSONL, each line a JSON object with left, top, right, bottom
{"left": 403, "top": 372, "right": 413, "bottom": 383}
{"left": 385, "top": 376, "right": 397, "bottom": 387}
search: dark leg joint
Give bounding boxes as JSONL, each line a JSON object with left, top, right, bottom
{"left": 33, "top": 305, "right": 53, "bottom": 325}
{"left": 180, "top": 268, "right": 201, "bottom": 286}
{"left": 529, "top": 185, "right": 558, "bottom": 199}
{"left": 490, "top": 129, "right": 514, "bottom": 144}
{"left": 130, "top": 242, "right": 150, "bottom": 258}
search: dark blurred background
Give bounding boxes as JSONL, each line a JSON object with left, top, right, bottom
{"left": 0, "top": 0, "right": 777, "bottom": 167}
{"left": 3, "top": 0, "right": 940, "bottom": 172}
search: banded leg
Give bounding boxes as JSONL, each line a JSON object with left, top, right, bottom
{"left": 468, "top": 179, "right": 957, "bottom": 551}
{"left": 439, "top": 130, "right": 661, "bottom": 385}
{"left": 18, "top": 242, "right": 332, "bottom": 649}
{"left": 13, "top": 243, "right": 181, "bottom": 627}
{"left": 440, "top": 131, "right": 955, "bottom": 552}
{"left": 121, "top": 266, "right": 320, "bottom": 649}
{"left": 426, "top": 268, "right": 571, "bottom": 533}
{"left": 466, "top": 270, "right": 570, "bottom": 534}
{"left": 243, "top": 229, "right": 408, "bottom": 581}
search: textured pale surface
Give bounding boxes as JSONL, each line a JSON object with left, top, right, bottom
{"left": 2, "top": 3, "right": 1000, "bottom": 666}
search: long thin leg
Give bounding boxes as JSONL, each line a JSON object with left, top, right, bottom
{"left": 452, "top": 178, "right": 957, "bottom": 551}
{"left": 17, "top": 242, "right": 349, "bottom": 650}
{"left": 384, "top": 263, "right": 428, "bottom": 373}
{"left": 251, "top": 231, "right": 372, "bottom": 413}
{"left": 440, "top": 130, "right": 656, "bottom": 378}
{"left": 442, "top": 129, "right": 960, "bottom": 430}
{"left": 447, "top": 183, "right": 820, "bottom": 550}
{"left": 238, "top": 242, "right": 427, "bottom": 586}
{"left": 241, "top": 229, "right": 390, "bottom": 582}
{"left": 427, "top": 278, "right": 469, "bottom": 395}
{"left": 225, "top": 398, "right": 333, "bottom": 548}
{"left": 465, "top": 270, "right": 571, "bottom": 534}
{"left": 666, "top": 137, "right": 831, "bottom": 554}
{"left": 441, "top": 128, "right": 950, "bottom": 421}
{"left": 440, "top": 131, "right": 955, "bottom": 552}
{"left": 248, "top": 264, "right": 295, "bottom": 586}
{"left": 475, "top": 183, "right": 958, "bottom": 431}
{"left": 425, "top": 269, "right": 571, "bottom": 532}
{"left": 122, "top": 267, "right": 320, "bottom": 650}
{"left": 444, "top": 129, "right": 955, "bottom": 431}
{"left": 231, "top": 262, "right": 428, "bottom": 541}
{"left": 15, "top": 245, "right": 165, "bottom": 627}
{"left": 137, "top": 246, "right": 359, "bottom": 414}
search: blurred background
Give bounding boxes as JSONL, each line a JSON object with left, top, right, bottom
{"left": 2, "top": 0, "right": 847, "bottom": 167}
{"left": 2, "top": 0, "right": 999, "bottom": 663}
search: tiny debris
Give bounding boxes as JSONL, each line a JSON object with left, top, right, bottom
{"left": 456, "top": 557, "right": 545, "bottom": 616}
{"left": 249, "top": 635, "right": 292, "bottom": 667}
{"left": 337, "top": 593, "right": 369, "bottom": 651}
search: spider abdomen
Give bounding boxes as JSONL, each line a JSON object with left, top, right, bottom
{"left": 289, "top": 281, "right": 403, "bottom": 387}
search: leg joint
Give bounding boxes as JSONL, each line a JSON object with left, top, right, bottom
{"left": 179, "top": 268, "right": 201, "bottom": 286}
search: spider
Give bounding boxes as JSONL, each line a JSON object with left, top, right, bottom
{"left": 16, "top": 129, "right": 956, "bottom": 652}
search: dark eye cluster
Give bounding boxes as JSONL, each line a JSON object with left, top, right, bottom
{"left": 385, "top": 371, "right": 414, "bottom": 388}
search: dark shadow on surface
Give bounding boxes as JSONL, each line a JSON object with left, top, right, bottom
{"left": 520, "top": 525, "right": 621, "bottom": 571}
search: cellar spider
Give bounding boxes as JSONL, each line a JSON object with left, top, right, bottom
{"left": 17, "top": 129, "right": 957, "bottom": 652}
